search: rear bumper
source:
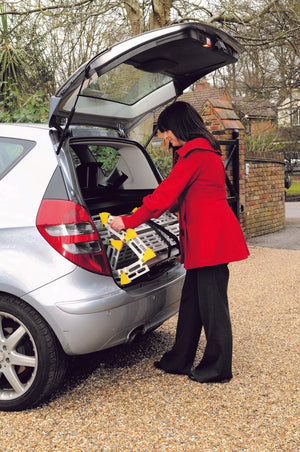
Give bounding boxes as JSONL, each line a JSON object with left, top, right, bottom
{"left": 55, "top": 287, "right": 180, "bottom": 354}
{"left": 24, "top": 264, "right": 185, "bottom": 355}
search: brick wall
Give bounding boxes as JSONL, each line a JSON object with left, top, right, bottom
{"left": 201, "top": 101, "right": 225, "bottom": 132}
{"left": 244, "top": 151, "right": 285, "bottom": 238}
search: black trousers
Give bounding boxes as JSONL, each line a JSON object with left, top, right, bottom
{"left": 159, "top": 264, "right": 233, "bottom": 380}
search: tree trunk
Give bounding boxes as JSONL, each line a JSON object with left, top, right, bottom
{"left": 149, "top": 0, "right": 173, "bottom": 29}
{"left": 123, "top": 0, "right": 143, "bottom": 35}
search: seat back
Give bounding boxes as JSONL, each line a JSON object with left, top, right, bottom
{"left": 76, "top": 162, "right": 99, "bottom": 189}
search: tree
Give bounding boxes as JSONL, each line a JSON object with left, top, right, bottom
{"left": 276, "top": 126, "right": 300, "bottom": 174}
{"left": 0, "top": 4, "right": 28, "bottom": 101}
{"left": 207, "top": 0, "right": 299, "bottom": 98}
{"left": 0, "top": 3, "right": 55, "bottom": 121}
{"left": 1, "top": 0, "right": 299, "bottom": 101}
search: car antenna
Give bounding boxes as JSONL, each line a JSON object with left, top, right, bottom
{"left": 55, "top": 65, "right": 90, "bottom": 155}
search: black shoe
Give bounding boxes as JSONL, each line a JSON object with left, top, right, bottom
{"left": 188, "top": 370, "right": 231, "bottom": 384}
{"left": 153, "top": 361, "right": 190, "bottom": 375}
{"left": 154, "top": 361, "right": 163, "bottom": 370}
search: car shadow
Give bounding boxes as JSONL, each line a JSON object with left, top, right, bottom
{"left": 50, "top": 328, "right": 174, "bottom": 403}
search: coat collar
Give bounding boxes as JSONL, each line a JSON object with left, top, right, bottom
{"left": 176, "top": 138, "right": 221, "bottom": 159}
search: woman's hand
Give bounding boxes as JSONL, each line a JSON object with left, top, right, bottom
{"left": 110, "top": 216, "right": 126, "bottom": 233}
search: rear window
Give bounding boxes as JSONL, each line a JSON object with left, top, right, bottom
{"left": 0, "top": 137, "right": 35, "bottom": 180}
{"left": 82, "top": 63, "right": 172, "bottom": 106}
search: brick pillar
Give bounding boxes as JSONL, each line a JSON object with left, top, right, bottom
{"left": 244, "top": 151, "right": 285, "bottom": 238}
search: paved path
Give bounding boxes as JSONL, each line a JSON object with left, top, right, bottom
{"left": 286, "top": 201, "right": 300, "bottom": 218}
{"left": 247, "top": 202, "right": 300, "bottom": 250}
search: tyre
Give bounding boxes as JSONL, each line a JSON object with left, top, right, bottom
{"left": 0, "top": 294, "right": 67, "bottom": 411}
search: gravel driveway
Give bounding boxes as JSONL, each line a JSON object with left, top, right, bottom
{"left": 1, "top": 247, "right": 299, "bottom": 451}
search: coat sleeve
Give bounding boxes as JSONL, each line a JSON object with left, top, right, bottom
{"left": 122, "top": 153, "right": 200, "bottom": 229}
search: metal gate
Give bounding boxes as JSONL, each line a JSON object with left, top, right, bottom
{"left": 216, "top": 130, "right": 240, "bottom": 220}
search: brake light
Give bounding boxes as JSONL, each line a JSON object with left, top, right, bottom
{"left": 36, "top": 199, "right": 111, "bottom": 275}
{"left": 203, "top": 37, "right": 212, "bottom": 48}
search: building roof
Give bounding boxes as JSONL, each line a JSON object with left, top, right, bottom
{"left": 153, "top": 80, "right": 276, "bottom": 126}
{"left": 153, "top": 80, "right": 227, "bottom": 118}
{"left": 232, "top": 98, "right": 277, "bottom": 119}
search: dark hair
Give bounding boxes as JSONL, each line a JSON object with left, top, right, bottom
{"left": 157, "top": 101, "right": 219, "bottom": 150}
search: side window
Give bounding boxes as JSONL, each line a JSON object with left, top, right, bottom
{"left": 70, "top": 140, "right": 158, "bottom": 191}
{"left": 70, "top": 149, "right": 81, "bottom": 168}
{"left": 89, "top": 145, "right": 120, "bottom": 177}
{"left": 0, "top": 137, "right": 35, "bottom": 180}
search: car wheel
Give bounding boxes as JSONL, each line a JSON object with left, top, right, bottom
{"left": 0, "top": 294, "right": 67, "bottom": 411}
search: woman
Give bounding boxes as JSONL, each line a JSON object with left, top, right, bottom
{"left": 110, "top": 101, "right": 249, "bottom": 383}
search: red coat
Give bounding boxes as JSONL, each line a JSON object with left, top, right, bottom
{"left": 122, "top": 138, "right": 249, "bottom": 269}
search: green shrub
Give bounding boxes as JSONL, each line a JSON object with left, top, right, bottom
{"left": 147, "top": 146, "right": 173, "bottom": 179}
{"left": 244, "top": 131, "right": 279, "bottom": 153}
{"left": 0, "top": 89, "right": 49, "bottom": 123}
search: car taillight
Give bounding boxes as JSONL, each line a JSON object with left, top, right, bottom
{"left": 36, "top": 199, "right": 111, "bottom": 275}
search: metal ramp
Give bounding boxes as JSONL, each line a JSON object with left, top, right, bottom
{"left": 93, "top": 211, "right": 180, "bottom": 285}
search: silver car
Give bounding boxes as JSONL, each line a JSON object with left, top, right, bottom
{"left": 0, "top": 22, "right": 242, "bottom": 410}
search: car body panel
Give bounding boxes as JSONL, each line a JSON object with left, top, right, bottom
{"left": 0, "top": 226, "right": 75, "bottom": 297}
{"left": 0, "top": 125, "right": 58, "bottom": 228}
{"left": 0, "top": 123, "right": 186, "bottom": 356}
{"left": 22, "top": 260, "right": 184, "bottom": 355}
{"left": 0, "top": 125, "right": 77, "bottom": 296}
{"left": 49, "top": 22, "right": 243, "bottom": 134}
